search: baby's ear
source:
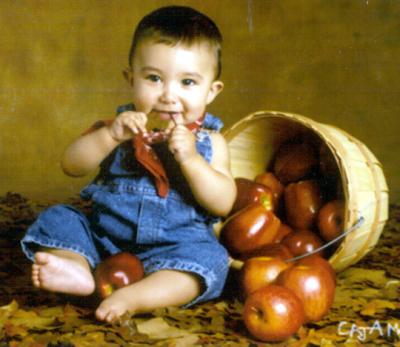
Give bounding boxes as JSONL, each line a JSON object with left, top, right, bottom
{"left": 123, "top": 67, "right": 134, "bottom": 86}
{"left": 206, "top": 80, "right": 224, "bottom": 105}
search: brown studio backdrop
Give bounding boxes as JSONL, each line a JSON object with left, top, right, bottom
{"left": 0, "top": 0, "right": 399, "bottom": 202}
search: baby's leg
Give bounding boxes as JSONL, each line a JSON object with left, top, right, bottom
{"left": 95, "top": 270, "right": 201, "bottom": 322}
{"left": 32, "top": 249, "right": 95, "bottom": 296}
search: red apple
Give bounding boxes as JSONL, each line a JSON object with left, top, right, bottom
{"left": 240, "top": 257, "right": 293, "bottom": 298}
{"left": 254, "top": 172, "right": 284, "bottom": 207}
{"left": 95, "top": 252, "right": 145, "bottom": 298}
{"left": 273, "top": 140, "right": 318, "bottom": 184}
{"left": 240, "top": 243, "right": 294, "bottom": 262}
{"left": 281, "top": 230, "right": 325, "bottom": 258}
{"left": 274, "top": 223, "right": 294, "bottom": 244}
{"left": 220, "top": 202, "right": 281, "bottom": 257}
{"left": 230, "top": 177, "right": 274, "bottom": 215}
{"left": 297, "top": 254, "right": 336, "bottom": 285}
{"left": 277, "top": 262, "right": 336, "bottom": 322}
{"left": 284, "top": 180, "right": 323, "bottom": 229}
{"left": 317, "top": 200, "right": 344, "bottom": 242}
{"left": 243, "top": 284, "right": 305, "bottom": 342}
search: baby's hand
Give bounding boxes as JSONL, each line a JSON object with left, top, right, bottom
{"left": 168, "top": 125, "right": 197, "bottom": 163}
{"left": 108, "top": 111, "right": 147, "bottom": 142}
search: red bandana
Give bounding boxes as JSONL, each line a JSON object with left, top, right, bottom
{"left": 82, "top": 116, "right": 204, "bottom": 197}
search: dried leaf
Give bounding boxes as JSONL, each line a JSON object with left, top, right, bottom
{"left": 4, "top": 322, "right": 29, "bottom": 337}
{"left": 0, "top": 300, "right": 19, "bottom": 315}
{"left": 214, "top": 301, "right": 229, "bottom": 312}
{"left": 136, "top": 316, "right": 193, "bottom": 339}
{"left": 339, "top": 267, "right": 389, "bottom": 287}
{"left": 36, "top": 305, "right": 64, "bottom": 318}
{"left": 173, "top": 334, "right": 199, "bottom": 347}
{"left": 9, "top": 307, "right": 56, "bottom": 329}
{"left": 210, "top": 314, "right": 225, "bottom": 332}
{"left": 360, "top": 299, "right": 398, "bottom": 316}
{"left": 0, "top": 300, "right": 19, "bottom": 326}
{"left": 9, "top": 337, "right": 47, "bottom": 347}
{"left": 67, "top": 331, "right": 111, "bottom": 347}
{"left": 384, "top": 279, "right": 400, "bottom": 299}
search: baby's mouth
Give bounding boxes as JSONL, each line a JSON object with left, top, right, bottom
{"left": 154, "top": 110, "right": 181, "bottom": 122}
{"left": 146, "top": 111, "right": 180, "bottom": 134}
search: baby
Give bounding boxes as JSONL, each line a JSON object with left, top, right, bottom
{"left": 21, "top": 5, "right": 236, "bottom": 323}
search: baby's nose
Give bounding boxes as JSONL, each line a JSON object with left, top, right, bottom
{"left": 160, "top": 83, "right": 178, "bottom": 103}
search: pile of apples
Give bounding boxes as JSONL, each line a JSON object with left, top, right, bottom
{"left": 220, "top": 138, "right": 344, "bottom": 342}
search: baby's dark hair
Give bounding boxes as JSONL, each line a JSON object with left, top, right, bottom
{"left": 129, "top": 6, "right": 222, "bottom": 79}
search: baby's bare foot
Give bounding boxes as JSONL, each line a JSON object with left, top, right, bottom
{"left": 32, "top": 252, "right": 95, "bottom": 296}
{"left": 96, "top": 286, "right": 137, "bottom": 323}
{"left": 95, "top": 270, "right": 200, "bottom": 323}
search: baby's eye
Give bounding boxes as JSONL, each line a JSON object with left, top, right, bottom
{"left": 182, "top": 78, "right": 196, "bottom": 86}
{"left": 147, "top": 74, "right": 161, "bottom": 83}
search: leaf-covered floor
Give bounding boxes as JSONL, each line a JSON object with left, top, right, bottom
{"left": 0, "top": 192, "right": 399, "bottom": 346}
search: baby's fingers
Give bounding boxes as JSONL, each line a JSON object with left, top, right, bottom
{"left": 170, "top": 113, "right": 184, "bottom": 126}
{"left": 165, "top": 114, "right": 184, "bottom": 136}
{"left": 121, "top": 112, "right": 147, "bottom": 134}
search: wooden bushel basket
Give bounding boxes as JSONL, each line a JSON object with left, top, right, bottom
{"left": 223, "top": 111, "right": 389, "bottom": 272}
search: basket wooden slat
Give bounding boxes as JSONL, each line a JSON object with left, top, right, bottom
{"left": 223, "top": 111, "right": 389, "bottom": 272}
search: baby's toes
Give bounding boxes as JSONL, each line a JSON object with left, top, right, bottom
{"left": 34, "top": 252, "right": 51, "bottom": 265}
{"left": 96, "top": 303, "right": 124, "bottom": 323}
{"left": 105, "top": 310, "right": 119, "bottom": 324}
{"left": 95, "top": 306, "right": 108, "bottom": 321}
{"left": 31, "top": 265, "right": 41, "bottom": 287}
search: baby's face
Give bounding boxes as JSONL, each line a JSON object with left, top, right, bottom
{"left": 129, "top": 40, "right": 223, "bottom": 127}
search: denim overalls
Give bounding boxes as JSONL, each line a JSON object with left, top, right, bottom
{"left": 21, "top": 108, "right": 229, "bottom": 306}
